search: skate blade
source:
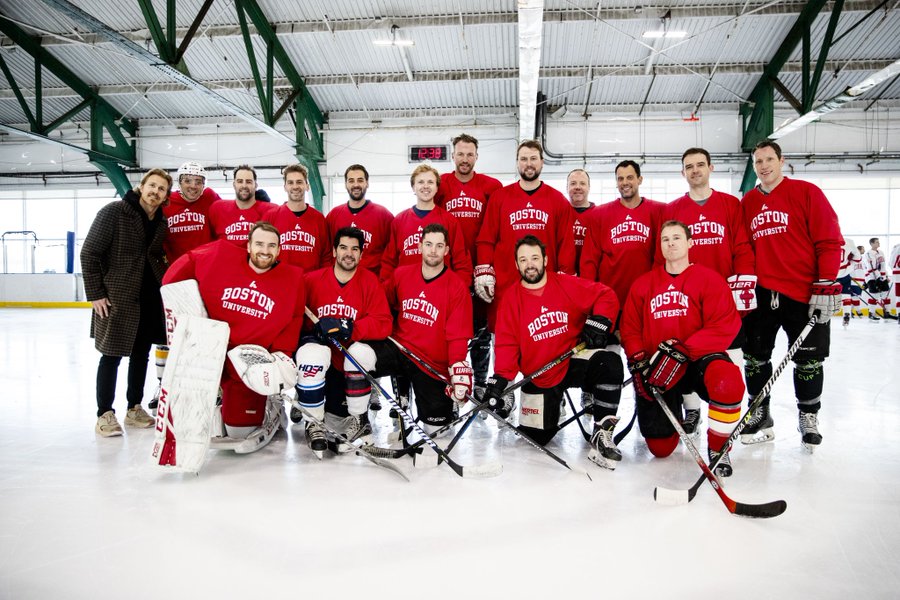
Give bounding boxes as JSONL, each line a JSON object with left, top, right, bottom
{"left": 801, "top": 441, "right": 819, "bottom": 454}
{"left": 740, "top": 429, "right": 775, "bottom": 445}
{"left": 587, "top": 449, "right": 618, "bottom": 471}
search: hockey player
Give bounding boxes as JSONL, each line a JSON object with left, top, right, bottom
{"left": 162, "top": 161, "right": 221, "bottom": 263}
{"left": 325, "top": 165, "right": 394, "bottom": 277}
{"left": 850, "top": 245, "right": 867, "bottom": 318}
{"left": 740, "top": 140, "right": 843, "bottom": 451}
{"left": 863, "top": 237, "right": 892, "bottom": 320}
{"left": 292, "top": 227, "right": 392, "bottom": 457}
{"left": 567, "top": 168, "right": 595, "bottom": 273}
{"left": 483, "top": 235, "right": 623, "bottom": 468}
{"left": 891, "top": 242, "right": 900, "bottom": 322}
{"left": 269, "top": 163, "right": 331, "bottom": 271}
{"left": 580, "top": 160, "right": 664, "bottom": 309}
{"left": 434, "top": 133, "right": 503, "bottom": 401}
{"left": 208, "top": 165, "right": 277, "bottom": 245}
{"left": 837, "top": 237, "right": 861, "bottom": 326}
{"left": 656, "top": 148, "right": 756, "bottom": 434}
{"left": 474, "top": 140, "right": 576, "bottom": 304}
{"left": 162, "top": 222, "right": 306, "bottom": 453}
{"left": 380, "top": 163, "right": 472, "bottom": 284}
{"left": 621, "top": 220, "right": 744, "bottom": 476}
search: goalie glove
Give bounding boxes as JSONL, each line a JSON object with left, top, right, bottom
{"left": 445, "top": 361, "right": 474, "bottom": 403}
{"left": 727, "top": 274, "right": 757, "bottom": 313}
{"left": 646, "top": 339, "right": 690, "bottom": 392}
{"left": 314, "top": 316, "right": 353, "bottom": 344}
{"left": 473, "top": 264, "right": 496, "bottom": 303}
{"left": 272, "top": 351, "right": 298, "bottom": 388}
{"left": 809, "top": 279, "right": 842, "bottom": 324}
{"left": 228, "top": 344, "right": 289, "bottom": 395}
{"left": 582, "top": 315, "right": 613, "bottom": 349}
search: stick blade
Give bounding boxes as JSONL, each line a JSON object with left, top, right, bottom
{"left": 733, "top": 499, "right": 787, "bottom": 519}
{"left": 457, "top": 461, "right": 504, "bottom": 478}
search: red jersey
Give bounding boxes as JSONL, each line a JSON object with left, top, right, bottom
{"left": 379, "top": 206, "right": 473, "bottom": 284}
{"left": 741, "top": 177, "right": 842, "bottom": 303}
{"left": 325, "top": 201, "right": 394, "bottom": 277}
{"left": 494, "top": 272, "right": 619, "bottom": 388}
{"left": 476, "top": 182, "right": 577, "bottom": 292}
{"left": 580, "top": 197, "right": 664, "bottom": 306}
{"left": 434, "top": 171, "right": 503, "bottom": 259}
{"left": 162, "top": 187, "right": 221, "bottom": 263}
{"left": 208, "top": 200, "right": 278, "bottom": 245}
{"left": 269, "top": 203, "right": 332, "bottom": 272}
{"left": 656, "top": 190, "right": 755, "bottom": 278}
{"left": 572, "top": 203, "right": 596, "bottom": 274}
{"left": 384, "top": 264, "right": 473, "bottom": 375}
{"left": 621, "top": 264, "right": 740, "bottom": 360}
{"left": 304, "top": 266, "right": 392, "bottom": 370}
{"left": 162, "top": 240, "right": 305, "bottom": 355}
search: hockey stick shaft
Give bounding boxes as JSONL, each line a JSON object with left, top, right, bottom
{"left": 563, "top": 376, "right": 635, "bottom": 444}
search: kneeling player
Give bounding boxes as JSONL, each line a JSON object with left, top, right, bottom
{"left": 483, "top": 235, "right": 624, "bottom": 470}
{"left": 621, "top": 221, "right": 743, "bottom": 476}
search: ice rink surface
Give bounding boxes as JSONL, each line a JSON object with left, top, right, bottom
{"left": 1, "top": 308, "right": 899, "bottom": 600}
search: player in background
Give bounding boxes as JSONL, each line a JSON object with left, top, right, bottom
{"left": 567, "top": 168, "right": 595, "bottom": 273}
{"left": 293, "top": 227, "right": 392, "bottom": 457}
{"left": 656, "top": 148, "right": 755, "bottom": 435}
{"left": 580, "top": 160, "right": 664, "bottom": 311}
{"left": 863, "top": 237, "right": 892, "bottom": 320}
{"left": 850, "top": 244, "right": 867, "bottom": 318}
{"left": 162, "top": 222, "right": 305, "bottom": 453}
{"left": 434, "top": 133, "right": 502, "bottom": 401}
{"left": 325, "top": 165, "right": 394, "bottom": 278}
{"left": 484, "top": 235, "right": 624, "bottom": 469}
{"left": 740, "top": 140, "right": 843, "bottom": 452}
{"left": 269, "top": 163, "right": 331, "bottom": 271}
{"left": 380, "top": 163, "right": 472, "bottom": 284}
{"left": 889, "top": 241, "right": 900, "bottom": 322}
{"left": 622, "top": 221, "right": 743, "bottom": 476}
{"left": 836, "top": 237, "right": 861, "bottom": 327}
{"left": 208, "top": 165, "right": 276, "bottom": 245}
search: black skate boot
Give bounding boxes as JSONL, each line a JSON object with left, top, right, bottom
{"left": 708, "top": 446, "right": 732, "bottom": 478}
{"left": 798, "top": 411, "right": 822, "bottom": 453}
{"left": 681, "top": 408, "right": 702, "bottom": 437}
{"left": 305, "top": 420, "right": 327, "bottom": 459}
{"left": 740, "top": 400, "right": 774, "bottom": 445}
{"left": 588, "top": 416, "right": 622, "bottom": 470}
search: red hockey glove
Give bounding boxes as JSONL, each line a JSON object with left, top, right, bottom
{"left": 445, "top": 361, "right": 474, "bottom": 402}
{"left": 473, "top": 264, "right": 496, "bottom": 303}
{"left": 627, "top": 351, "right": 652, "bottom": 401}
{"left": 808, "top": 280, "right": 842, "bottom": 324}
{"left": 647, "top": 339, "right": 690, "bottom": 392}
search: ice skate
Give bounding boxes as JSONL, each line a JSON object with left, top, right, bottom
{"left": 740, "top": 402, "right": 774, "bottom": 444}
{"left": 681, "top": 408, "right": 702, "bottom": 438}
{"left": 305, "top": 421, "right": 327, "bottom": 459}
{"left": 709, "top": 446, "right": 732, "bottom": 478}
{"left": 587, "top": 415, "right": 621, "bottom": 470}
{"left": 798, "top": 411, "right": 822, "bottom": 453}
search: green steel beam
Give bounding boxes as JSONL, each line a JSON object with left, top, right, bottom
{"left": 805, "top": 0, "right": 845, "bottom": 113}
{"left": 136, "top": 0, "right": 192, "bottom": 76}
{"left": 0, "top": 52, "right": 36, "bottom": 127}
{"left": 136, "top": 0, "right": 173, "bottom": 63}
{"left": 175, "top": 0, "right": 214, "bottom": 64}
{"left": 90, "top": 156, "right": 133, "bottom": 198}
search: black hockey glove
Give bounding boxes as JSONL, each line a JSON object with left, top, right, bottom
{"left": 314, "top": 317, "right": 353, "bottom": 343}
{"left": 482, "top": 375, "right": 511, "bottom": 418}
{"left": 582, "top": 315, "right": 613, "bottom": 349}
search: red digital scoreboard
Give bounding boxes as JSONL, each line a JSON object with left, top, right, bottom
{"left": 408, "top": 145, "right": 449, "bottom": 162}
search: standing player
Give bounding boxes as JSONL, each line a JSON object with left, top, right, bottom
{"left": 889, "top": 241, "right": 900, "bottom": 322}
{"left": 434, "top": 133, "right": 502, "bottom": 400}
{"left": 269, "top": 163, "right": 331, "bottom": 271}
{"left": 657, "top": 148, "right": 755, "bottom": 433}
{"left": 208, "top": 165, "right": 276, "bottom": 245}
{"left": 162, "top": 222, "right": 305, "bottom": 453}
{"left": 621, "top": 221, "right": 744, "bottom": 476}
{"left": 162, "top": 161, "right": 221, "bottom": 263}
{"left": 483, "top": 235, "right": 624, "bottom": 469}
{"left": 293, "top": 227, "right": 392, "bottom": 457}
{"left": 863, "top": 237, "right": 892, "bottom": 320}
{"left": 836, "top": 238, "right": 861, "bottom": 326}
{"left": 325, "top": 165, "right": 394, "bottom": 278}
{"left": 850, "top": 244, "right": 867, "bottom": 318}
{"left": 567, "top": 168, "right": 595, "bottom": 274}
{"left": 380, "top": 164, "right": 472, "bottom": 284}
{"left": 580, "top": 160, "right": 664, "bottom": 310}
{"left": 740, "top": 140, "right": 843, "bottom": 452}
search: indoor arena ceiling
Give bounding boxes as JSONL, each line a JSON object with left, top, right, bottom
{"left": 0, "top": 0, "right": 898, "bottom": 134}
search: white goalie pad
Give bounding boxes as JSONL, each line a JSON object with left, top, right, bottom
{"left": 150, "top": 315, "right": 229, "bottom": 474}
{"left": 160, "top": 279, "right": 208, "bottom": 346}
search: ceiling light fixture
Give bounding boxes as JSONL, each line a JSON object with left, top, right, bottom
{"left": 373, "top": 24, "right": 414, "bottom": 47}
{"left": 642, "top": 30, "right": 687, "bottom": 39}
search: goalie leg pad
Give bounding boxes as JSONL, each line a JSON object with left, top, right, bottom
{"left": 160, "top": 279, "right": 209, "bottom": 346}
{"left": 295, "top": 342, "right": 331, "bottom": 421}
{"left": 344, "top": 342, "right": 376, "bottom": 415}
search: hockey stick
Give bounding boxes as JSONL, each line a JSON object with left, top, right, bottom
{"left": 389, "top": 336, "right": 593, "bottom": 479}
{"left": 304, "top": 308, "right": 502, "bottom": 478}
{"left": 651, "top": 388, "right": 787, "bottom": 518}
{"left": 562, "top": 377, "right": 636, "bottom": 444}
{"left": 654, "top": 313, "right": 819, "bottom": 507}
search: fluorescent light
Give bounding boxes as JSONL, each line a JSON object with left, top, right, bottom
{"left": 372, "top": 39, "right": 414, "bottom": 47}
{"left": 642, "top": 30, "right": 687, "bottom": 39}
{"left": 642, "top": 30, "right": 665, "bottom": 38}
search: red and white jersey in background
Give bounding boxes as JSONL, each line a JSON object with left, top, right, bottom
{"left": 741, "top": 177, "right": 842, "bottom": 303}
{"left": 890, "top": 244, "right": 900, "bottom": 311}
{"left": 863, "top": 249, "right": 887, "bottom": 282}
{"left": 620, "top": 264, "right": 740, "bottom": 360}
{"left": 208, "top": 200, "right": 278, "bottom": 246}
{"left": 493, "top": 272, "right": 619, "bottom": 389}
{"left": 434, "top": 171, "right": 503, "bottom": 261}
{"left": 837, "top": 240, "right": 857, "bottom": 279}
{"left": 476, "top": 182, "right": 577, "bottom": 292}
{"left": 162, "top": 187, "right": 221, "bottom": 263}
{"left": 571, "top": 203, "right": 596, "bottom": 274}
{"left": 162, "top": 239, "right": 305, "bottom": 355}
{"left": 580, "top": 197, "right": 664, "bottom": 308}
{"left": 379, "top": 206, "right": 472, "bottom": 284}
{"left": 269, "top": 203, "right": 332, "bottom": 272}
{"left": 304, "top": 266, "right": 392, "bottom": 370}
{"left": 383, "top": 264, "right": 473, "bottom": 376}
{"left": 325, "top": 201, "right": 394, "bottom": 277}
{"left": 656, "top": 190, "right": 755, "bottom": 278}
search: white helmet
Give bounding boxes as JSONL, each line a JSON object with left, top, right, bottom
{"left": 177, "top": 161, "right": 206, "bottom": 182}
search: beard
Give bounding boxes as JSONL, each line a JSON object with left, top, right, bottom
{"left": 249, "top": 252, "right": 275, "bottom": 271}
{"left": 520, "top": 265, "right": 544, "bottom": 284}
{"left": 335, "top": 255, "right": 358, "bottom": 272}
{"left": 347, "top": 187, "right": 366, "bottom": 201}
{"left": 519, "top": 167, "right": 541, "bottom": 182}
{"left": 423, "top": 254, "right": 444, "bottom": 269}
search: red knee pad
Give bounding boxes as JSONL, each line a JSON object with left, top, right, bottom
{"left": 704, "top": 360, "right": 745, "bottom": 405}
{"left": 646, "top": 433, "right": 679, "bottom": 457}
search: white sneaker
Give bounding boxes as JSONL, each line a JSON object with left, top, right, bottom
{"left": 95, "top": 411, "right": 123, "bottom": 437}
{"left": 125, "top": 405, "right": 155, "bottom": 428}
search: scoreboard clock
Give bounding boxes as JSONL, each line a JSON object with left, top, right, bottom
{"left": 408, "top": 145, "right": 450, "bottom": 162}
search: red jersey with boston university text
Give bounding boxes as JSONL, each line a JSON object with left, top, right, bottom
{"left": 162, "top": 187, "right": 221, "bottom": 263}
{"left": 208, "top": 200, "right": 277, "bottom": 246}
{"left": 580, "top": 197, "right": 664, "bottom": 306}
{"left": 571, "top": 203, "right": 596, "bottom": 274}
{"left": 434, "top": 171, "right": 503, "bottom": 259}
{"left": 493, "top": 272, "right": 619, "bottom": 388}
{"left": 304, "top": 266, "right": 392, "bottom": 370}
{"left": 379, "top": 206, "right": 472, "bottom": 284}
{"left": 620, "top": 264, "right": 740, "bottom": 360}
{"left": 384, "top": 264, "right": 473, "bottom": 376}
{"left": 476, "top": 182, "right": 576, "bottom": 292}
{"left": 162, "top": 240, "right": 305, "bottom": 355}
{"left": 269, "top": 203, "right": 332, "bottom": 272}
{"left": 325, "top": 201, "right": 394, "bottom": 277}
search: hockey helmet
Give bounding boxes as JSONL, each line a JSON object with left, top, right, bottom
{"left": 177, "top": 161, "right": 206, "bottom": 182}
